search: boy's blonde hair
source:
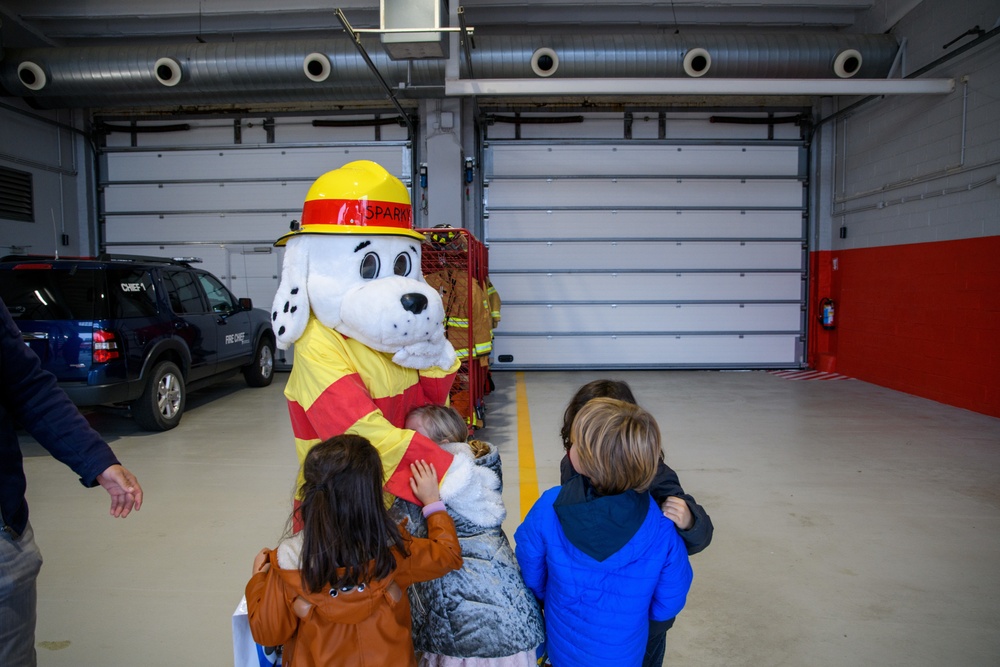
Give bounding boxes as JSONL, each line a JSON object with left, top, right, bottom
{"left": 408, "top": 404, "right": 468, "bottom": 445}
{"left": 570, "top": 397, "right": 661, "bottom": 495}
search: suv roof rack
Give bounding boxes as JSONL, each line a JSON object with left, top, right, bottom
{"left": 96, "top": 253, "right": 201, "bottom": 267}
{"left": 1, "top": 253, "right": 202, "bottom": 267}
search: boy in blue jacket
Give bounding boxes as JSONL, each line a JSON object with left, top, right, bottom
{"left": 515, "top": 397, "right": 693, "bottom": 667}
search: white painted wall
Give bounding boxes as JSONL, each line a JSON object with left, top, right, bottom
{"left": 824, "top": 0, "right": 1000, "bottom": 249}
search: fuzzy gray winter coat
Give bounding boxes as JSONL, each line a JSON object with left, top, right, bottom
{"left": 392, "top": 440, "right": 545, "bottom": 659}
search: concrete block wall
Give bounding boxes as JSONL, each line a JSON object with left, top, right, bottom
{"left": 809, "top": 0, "right": 1000, "bottom": 417}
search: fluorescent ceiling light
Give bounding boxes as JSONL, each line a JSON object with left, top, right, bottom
{"left": 445, "top": 77, "right": 955, "bottom": 97}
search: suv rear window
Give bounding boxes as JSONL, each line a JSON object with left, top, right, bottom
{"left": 162, "top": 269, "right": 207, "bottom": 314}
{"left": 106, "top": 268, "right": 159, "bottom": 318}
{"left": 0, "top": 264, "right": 108, "bottom": 319}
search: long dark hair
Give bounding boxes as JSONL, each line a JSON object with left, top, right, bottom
{"left": 560, "top": 379, "right": 637, "bottom": 451}
{"left": 297, "top": 434, "right": 408, "bottom": 593}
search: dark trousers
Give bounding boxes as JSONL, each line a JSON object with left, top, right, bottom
{"left": 643, "top": 618, "right": 674, "bottom": 667}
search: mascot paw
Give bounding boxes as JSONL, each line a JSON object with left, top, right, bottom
{"left": 392, "top": 339, "right": 458, "bottom": 371}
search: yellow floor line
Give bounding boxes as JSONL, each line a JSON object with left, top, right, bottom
{"left": 515, "top": 371, "right": 539, "bottom": 520}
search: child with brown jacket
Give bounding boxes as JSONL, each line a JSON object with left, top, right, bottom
{"left": 245, "top": 433, "right": 462, "bottom": 667}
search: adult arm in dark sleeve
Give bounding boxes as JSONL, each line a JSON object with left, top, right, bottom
{"left": 1, "top": 299, "right": 120, "bottom": 486}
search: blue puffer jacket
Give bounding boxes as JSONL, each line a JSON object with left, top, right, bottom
{"left": 515, "top": 477, "right": 693, "bottom": 667}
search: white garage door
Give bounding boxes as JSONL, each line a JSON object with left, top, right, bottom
{"left": 483, "top": 111, "right": 807, "bottom": 369}
{"left": 96, "top": 114, "right": 412, "bottom": 366}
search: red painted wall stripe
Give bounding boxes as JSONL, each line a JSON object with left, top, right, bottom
{"left": 809, "top": 236, "right": 1000, "bottom": 418}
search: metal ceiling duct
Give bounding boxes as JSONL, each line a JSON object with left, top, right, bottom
{"left": 0, "top": 32, "right": 898, "bottom": 109}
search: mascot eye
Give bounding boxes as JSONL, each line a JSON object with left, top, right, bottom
{"left": 360, "top": 252, "right": 381, "bottom": 280}
{"left": 393, "top": 253, "right": 413, "bottom": 277}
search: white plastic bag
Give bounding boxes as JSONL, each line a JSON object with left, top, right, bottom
{"left": 233, "top": 595, "right": 282, "bottom": 667}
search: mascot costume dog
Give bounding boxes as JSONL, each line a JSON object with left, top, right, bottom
{"left": 271, "top": 160, "right": 476, "bottom": 516}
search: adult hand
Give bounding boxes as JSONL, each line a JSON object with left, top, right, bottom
{"left": 95, "top": 464, "right": 143, "bottom": 518}
{"left": 662, "top": 496, "right": 693, "bottom": 531}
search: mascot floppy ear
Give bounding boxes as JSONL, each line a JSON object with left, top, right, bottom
{"left": 271, "top": 236, "right": 311, "bottom": 350}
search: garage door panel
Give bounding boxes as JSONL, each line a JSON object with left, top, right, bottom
{"left": 489, "top": 241, "right": 803, "bottom": 271}
{"left": 483, "top": 116, "right": 807, "bottom": 369}
{"left": 487, "top": 209, "right": 803, "bottom": 240}
{"left": 105, "top": 213, "right": 290, "bottom": 244}
{"left": 110, "top": 243, "right": 229, "bottom": 280}
{"left": 492, "top": 334, "right": 799, "bottom": 367}
{"left": 104, "top": 145, "right": 408, "bottom": 182}
{"left": 226, "top": 247, "right": 282, "bottom": 311}
{"left": 99, "top": 115, "right": 411, "bottom": 369}
{"left": 489, "top": 272, "right": 803, "bottom": 302}
{"left": 487, "top": 178, "right": 803, "bottom": 209}
{"left": 104, "top": 181, "right": 309, "bottom": 213}
{"left": 491, "top": 144, "right": 802, "bottom": 177}
{"left": 499, "top": 303, "right": 801, "bottom": 333}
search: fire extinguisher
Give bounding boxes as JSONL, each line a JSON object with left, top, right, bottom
{"left": 819, "top": 297, "right": 836, "bottom": 330}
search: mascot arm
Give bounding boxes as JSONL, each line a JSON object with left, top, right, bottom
{"left": 352, "top": 412, "right": 454, "bottom": 504}
{"left": 417, "top": 354, "right": 462, "bottom": 405}
{"left": 286, "top": 327, "right": 455, "bottom": 505}
{"left": 288, "top": 372, "right": 454, "bottom": 505}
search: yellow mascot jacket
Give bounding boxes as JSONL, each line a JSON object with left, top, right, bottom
{"left": 284, "top": 317, "right": 460, "bottom": 505}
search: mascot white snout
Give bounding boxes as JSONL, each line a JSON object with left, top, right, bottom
{"left": 272, "top": 160, "right": 471, "bottom": 516}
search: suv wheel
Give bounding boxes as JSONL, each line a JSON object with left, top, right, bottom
{"left": 243, "top": 337, "right": 275, "bottom": 387}
{"left": 132, "top": 361, "right": 186, "bottom": 431}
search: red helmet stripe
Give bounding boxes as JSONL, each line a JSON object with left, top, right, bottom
{"left": 301, "top": 198, "right": 412, "bottom": 230}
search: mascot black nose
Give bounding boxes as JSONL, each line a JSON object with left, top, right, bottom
{"left": 400, "top": 292, "right": 428, "bottom": 314}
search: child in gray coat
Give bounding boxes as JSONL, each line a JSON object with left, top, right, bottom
{"left": 393, "top": 404, "right": 544, "bottom": 667}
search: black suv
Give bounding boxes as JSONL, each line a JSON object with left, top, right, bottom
{"left": 0, "top": 254, "right": 276, "bottom": 431}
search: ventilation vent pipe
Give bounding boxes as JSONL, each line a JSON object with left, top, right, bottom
{"left": 303, "top": 52, "right": 332, "bottom": 82}
{"left": 530, "top": 48, "right": 559, "bottom": 77}
{"left": 154, "top": 58, "right": 184, "bottom": 87}
{"left": 16, "top": 61, "right": 47, "bottom": 91}
{"left": 683, "top": 48, "right": 712, "bottom": 77}
{"left": 833, "top": 49, "right": 863, "bottom": 78}
{"left": 0, "top": 32, "right": 899, "bottom": 109}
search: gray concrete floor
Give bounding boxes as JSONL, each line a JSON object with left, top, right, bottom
{"left": 21, "top": 370, "right": 1000, "bottom": 666}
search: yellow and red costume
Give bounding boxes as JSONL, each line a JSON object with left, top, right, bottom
{"left": 285, "top": 317, "right": 458, "bottom": 503}
{"left": 271, "top": 160, "right": 466, "bottom": 510}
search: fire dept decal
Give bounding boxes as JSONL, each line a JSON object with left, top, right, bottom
{"left": 226, "top": 332, "right": 247, "bottom": 345}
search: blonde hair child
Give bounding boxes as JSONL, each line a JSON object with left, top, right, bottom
{"left": 396, "top": 404, "right": 544, "bottom": 667}
{"left": 515, "top": 397, "right": 694, "bottom": 667}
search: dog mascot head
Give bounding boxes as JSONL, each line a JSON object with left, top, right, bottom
{"left": 271, "top": 160, "right": 454, "bottom": 371}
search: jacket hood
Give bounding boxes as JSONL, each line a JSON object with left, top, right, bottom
{"left": 553, "top": 475, "right": 649, "bottom": 562}
{"left": 438, "top": 440, "right": 506, "bottom": 530}
{"left": 274, "top": 534, "right": 404, "bottom": 625}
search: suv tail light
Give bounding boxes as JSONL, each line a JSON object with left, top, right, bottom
{"left": 93, "top": 329, "right": 121, "bottom": 363}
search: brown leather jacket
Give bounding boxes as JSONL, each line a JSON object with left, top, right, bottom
{"left": 246, "top": 511, "right": 462, "bottom": 666}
